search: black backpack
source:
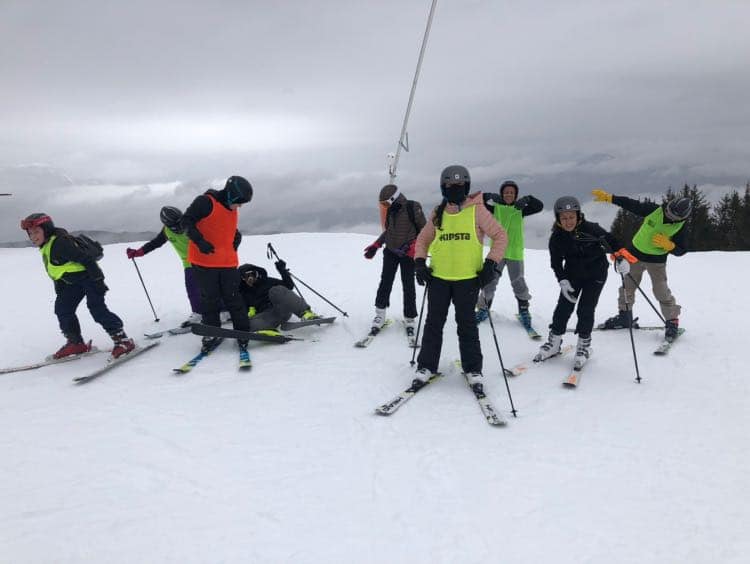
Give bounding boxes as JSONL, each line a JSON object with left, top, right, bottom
{"left": 71, "top": 234, "right": 104, "bottom": 261}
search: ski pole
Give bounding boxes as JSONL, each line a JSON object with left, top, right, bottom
{"left": 486, "top": 306, "right": 518, "bottom": 417}
{"left": 620, "top": 273, "right": 642, "bottom": 383}
{"left": 409, "top": 285, "right": 428, "bottom": 366}
{"left": 266, "top": 243, "right": 349, "bottom": 317}
{"left": 266, "top": 243, "right": 307, "bottom": 302}
{"left": 130, "top": 257, "right": 159, "bottom": 322}
{"left": 626, "top": 272, "right": 667, "bottom": 325}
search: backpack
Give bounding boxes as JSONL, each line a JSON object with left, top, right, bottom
{"left": 71, "top": 234, "right": 104, "bottom": 261}
{"left": 386, "top": 200, "right": 421, "bottom": 234}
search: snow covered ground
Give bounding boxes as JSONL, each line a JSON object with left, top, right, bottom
{"left": 1, "top": 232, "right": 748, "bottom": 563}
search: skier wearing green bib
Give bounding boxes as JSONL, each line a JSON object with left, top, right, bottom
{"left": 126, "top": 206, "right": 202, "bottom": 326}
{"left": 592, "top": 189, "right": 691, "bottom": 341}
{"left": 476, "top": 180, "right": 543, "bottom": 328}
{"left": 412, "top": 165, "right": 508, "bottom": 389}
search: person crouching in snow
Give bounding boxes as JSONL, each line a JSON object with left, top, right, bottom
{"left": 21, "top": 212, "right": 135, "bottom": 360}
{"left": 412, "top": 165, "right": 508, "bottom": 390}
{"left": 534, "top": 197, "right": 627, "bottom": 370}
{"left": 363, "top": 184, "right": 426, "bottom": 338}
{"left": 238, "top": 261, "right": 320, "bottom": 332}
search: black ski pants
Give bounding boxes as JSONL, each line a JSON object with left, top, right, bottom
{"left": 192, "top": 265, "right": 249, "bottom": 332}
{"left": 417, "top": 276, "right": 482, "bottom": 374}
{"left": 54, "top": 278, "right": 124, "bottom": 339}
{"left": 550, "top": 272, "right": 607, "bottom": 338}
{"left": 375, "top": 247, "right": 417, "bottom": 318}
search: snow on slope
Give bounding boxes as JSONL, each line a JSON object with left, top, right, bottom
{"left": 1, "top": 233, "right": 748, "bottom": 564}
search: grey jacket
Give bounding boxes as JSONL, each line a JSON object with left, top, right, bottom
{"left": 376, "top": 193, "right": 427, "bottom": 253}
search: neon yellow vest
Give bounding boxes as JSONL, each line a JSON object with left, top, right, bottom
{"left": 493, "top": 204, "right": 524, "bottom": 261}
{"left": 429, "top": 206, "right": 483, "bottom": 281}
{"left": 40, "top": 235, "right": 86, "bottom": 280}
{"left": 164, "top": 227, "right": 191, "bottom": 268}
{"left": 632, "top": 207, "right": 684, "bottom": 255}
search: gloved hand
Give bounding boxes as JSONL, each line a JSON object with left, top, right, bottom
{"left": 514, "top": 195, "right": 531, "bottom": 210}
{"left": 247, "top": 306, "right": 257, "bottom": 318}
{"left": 478, "top": 259, "right": 497, "bottom": 287}
{"left": 364, "top": 241, "right": 382, "bottom": 259}
{"left": 196, "top": 239, "right": 215, "bottom": 254}
{"left": 559, "top": 279, "right": 577, "bottom": 304}
{"left": 92, "top": 278, "right": 109, "bottom": 295}
{"left": 406, "top": 239, "right": 416, "bottom": 258}
{"left": 275, "top": 260, "right": 289, "bottom": 276}
{"left": 414, "top": 258, "right": 432, "bottom": 286}
{"left": 614, "top": 257, "right": 630, "bottom": 275}
{"left": 592, "top": 189, "right": 613, "bottom": 203}
{"left": 126, "top": 247, "right": 145, "bottom": 259}
{"left": 652, "top": 233, "right": 675, "bottom": 252}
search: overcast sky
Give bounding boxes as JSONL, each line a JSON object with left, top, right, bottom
{"left": 2, "top": 0, "right": 749, "bottom": 244}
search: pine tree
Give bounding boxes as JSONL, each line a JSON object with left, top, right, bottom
{"left": 712, "top": 191, "right": 742, "bottom": 250}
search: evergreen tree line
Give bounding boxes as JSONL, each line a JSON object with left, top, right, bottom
{"left": 608, "top": 183, "right": 750, "bottom": 251}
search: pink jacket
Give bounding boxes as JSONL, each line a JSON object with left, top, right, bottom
{"left": 415, "top": 191, "right": 508, "bottom": 263}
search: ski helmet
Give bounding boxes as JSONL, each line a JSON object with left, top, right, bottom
{"left": 379, "top": 184, "right": 400, "bottom": 204}
{"left": 225, "top": 175, "right": 253, "bottom": 205}
{"left": 159, "top": 206, "right": 183, "bottom": 233}
{"left": 499, "top": 180, "right": 519, "bottom": 200}
{"left": 554, "top": 196, "right": 581, "bottom": 215}
{"left": 238, "top": 263, "right": 263, "bottom": 284}
{"left": 20, "top": 212, "right": 55, "bottom": 238}
{"left": 664, "top": 197, "right": 692, "bottom": 221}
{"left": 440, "top": 165, "right": 470, "bottom": 204}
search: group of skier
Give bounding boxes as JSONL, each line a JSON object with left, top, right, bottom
{"left": 362, "top": 164, "right": 692, "bottom": 390}
{"left": 20, "top": 166, "right": 692, "bottom": 385}
{"left": 20, "top": 175, "right": 320, "bottom": 364}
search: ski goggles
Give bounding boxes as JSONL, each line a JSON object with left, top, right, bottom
{"left": 20, "top": 214, "right": 52, "bottom": 230}
{"left": 380, "top": 187, "right": 400, "bottom": 206}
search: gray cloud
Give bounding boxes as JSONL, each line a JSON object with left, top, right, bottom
{"left": 2, "top": 1, "right": 749, "bottom": 243}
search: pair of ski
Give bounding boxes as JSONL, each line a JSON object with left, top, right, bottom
{"left": 172, "top": 338, "right": 252, "bottom": 374}
{"left": 355, "top": 319, "right": 420, "bottom": 348}
{"left": 146, "top": 316, "right": 336, "bottom": 340}
{"left": 375, "top": 360, "right": 507, "bottom": 426}
{"left": 1, "top": 342, "right": 161, "bottom": 384}
{"left": 507, "top": 345, "right": 585, "bottom": 388}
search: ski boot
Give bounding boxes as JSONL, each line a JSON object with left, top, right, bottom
{"left": 372, "top": 307, "right": 386, "bottom": 330}
{"left": 465, "top": 371, "right": 484, "bottom": 393}
{"left": 301, "top": 309, "right": 322, "bottom": 321}
{"left": 600, "top": 310, "right": 637, "bottom": 330}
{"left": 180, "top": 312, "right": 202, "bottom": 328}
{"left": 52, "top": 336, "right": 91, "bottom": 359}
{"left": 413, "top": 366, "right": 434, "bottom": 386}
{"left": 665, "top": 318, "right": 679, "bottom": 341}
{"left": 404, "top": 317, "right": 417, "bottom": 339}
{"left": 534, "top": 331, "right": 563, "bottom": 362}
{"left": 110, "top": 330, "right": 135, "bottom": 359}
{"left": 475, "top": 307, "right": 489, "bottom": 323}
{"left": 201, "top": 336, "right": 222, "bottom": 353}
{"left": 518, "top": 299, "right": 532, "bottom": 330}
{"left": 573, "top": 335, "right": 592, "bottom": 370}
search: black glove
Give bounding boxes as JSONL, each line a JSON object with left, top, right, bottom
{"left": 196, "top": 239, "right": 215, "bottom": 254}
{"left": 275, "top": 260, "right": 289, "bottom": 276}
{"left": 414, "top": 258, "right": 432, "bottom": 286}
{"left": 514, "top": 196, "right": 531, "bottom": 210}
{"left": 478, "top": 259, "right": 497, "bottom": 288}
{"left": 92, "top": 278, "right": 109, "bottom": 294}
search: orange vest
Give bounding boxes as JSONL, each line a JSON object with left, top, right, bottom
{"left": 187, "top": 194, "right": 239, "bottom": 268}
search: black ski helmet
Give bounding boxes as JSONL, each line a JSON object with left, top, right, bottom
{"left": 225, "top": 175, "right": 253, "bottom": 205}
{"left": 20, "top": 212, "right": 55, "bottom": 238}
{"left": 440, "top": 165, "right": 470, "bottom": 204}
{"left": 499, "top": 180, "right": 519, "bottom": 200}
{"left": 664, "top": 197, "right": 692, "bottom": 221}
{"left": 159, "top": 206, "right": 183, "bottom": 233}
{"left": 554, "top": 196, "right": 581, "bottom": 215}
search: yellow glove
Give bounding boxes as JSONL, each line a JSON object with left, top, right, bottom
{"left": 247, "top": 306, "right": 257, "bottom": 318}
{"left": 652, "top": 233, "right": 675, "bottom": 252}
{"left": 592, "top": 188, "right": 613, "bottom": 203}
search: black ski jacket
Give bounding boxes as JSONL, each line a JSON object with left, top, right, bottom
{"left": 548, "top": 219, "right": 622, "bottom": 283}
{"left": 238, "top": 264, "right": 294, "bottom": 313}
{"left": 46, "top": 228, "right": 104, "bottom": 290}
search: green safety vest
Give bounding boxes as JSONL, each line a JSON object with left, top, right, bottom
{"left": 493, "top": 204, "right": 524, "bottom": 261}
{"left": 429, "top": 206, "right": 483, "bottom": 281}
{"left": 632, "top": 207, "right": 684, "bottom": 256}
{"left": 40, "top": 235, "right": 86, "bottom": 280}
{"left": 164, "top": 227, "right": 191, "bottom": 268}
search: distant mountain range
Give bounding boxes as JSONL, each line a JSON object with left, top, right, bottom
{"left": 1, "top": 231, "right": 158, "bottom": 248}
